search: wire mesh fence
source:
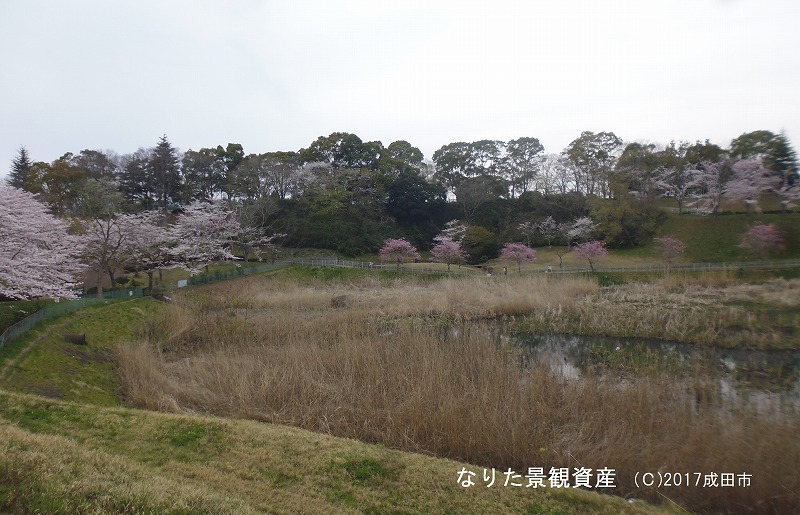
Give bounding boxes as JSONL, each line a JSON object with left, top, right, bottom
{"left": 0, "top": 288, "right": 146, "bottom": 350}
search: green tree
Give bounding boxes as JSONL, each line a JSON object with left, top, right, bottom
{"left": 119, "top": 148, "right": 155, "bottom": 208}
{"left": 76, "top": 178, "right": 127, "bottom": 219}
{"left": 462, "top": 225, "right": 499, "bottom": 263}
{"left": 590, "top": 181, "right": 666, "bottom": 248}
{"left": 683, "top": 140, "right": 726, "bottom": 165}
{"left": 7, "top": 146, "right": 34, "bottom": 190}
{"left": 432, "top": 140, "right": 505, "bottom": 191}
{"left": 387, "top": 169, "right": 446, "bottom": 226}
{"left": 217, "top": 143, "right": 245, "bottom": 197}
{"left": 182, "top": 147, "right": 225, "bottom": 202}
{"left": 150, "top": 135, "right": 182, "bottom": 214}
{"left": 39, "top": 155, "right": 88, "bottom": 216}
{"left": 70, "top": 149, "right": 119, "bottom": 180}
{"left": 564, "top": 131, "right": 623, "bottom": 197}
{"left": 503, "top": 137, "right": 544, "bottom": 198}
{"left": 299, "top": 132, "right": 383, "bottom": 170}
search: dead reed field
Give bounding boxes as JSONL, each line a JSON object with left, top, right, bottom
{"left": 117, "top": 269, "right": 800, "bottom": 513}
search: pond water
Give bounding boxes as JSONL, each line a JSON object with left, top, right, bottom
{"left": 513, "top": 332, "right": 800, "bottom": 416}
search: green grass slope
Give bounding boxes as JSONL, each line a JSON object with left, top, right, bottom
{"left": 0, "top": 391, "right": 672, "bottom": 514}
{"left": 657, "top": 212, "right": 800, "bottom": 262}
{"left": 0, "top": 298, "right": 167, "bottom": 405}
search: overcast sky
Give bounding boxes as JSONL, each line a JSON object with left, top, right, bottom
{"left": 1, "top": 0, "right": 798, "bottom": 176}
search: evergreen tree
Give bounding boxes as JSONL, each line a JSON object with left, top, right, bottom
{"left": 768, "top": 132, "right": 799, "bottom": 187}
{"left": 7, "top": 146, "right": 33, "bottom": 190}
{"left": 150, "top": 135, "right": 182, "bottom": 213}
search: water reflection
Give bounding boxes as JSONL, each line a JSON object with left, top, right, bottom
{"left": 515, "top": 332, "right": 800, "bottom": 415}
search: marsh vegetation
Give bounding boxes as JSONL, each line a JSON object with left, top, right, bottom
{"left": 117, "top": 268, "right": 800, "bottom": 513}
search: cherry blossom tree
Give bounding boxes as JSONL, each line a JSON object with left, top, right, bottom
{"left": 573, "top": 240, "right": 608, "bottom": 272}
{"left": 82, "top": 216, "right": 129, "bottom": 296}
{"left": 738, "top": 223, "right": 786, "bottom": 260}
{"left": 653, "top": 235, "right": 687, "bottom": 271}
{"left": 687, "top": 162, "right": 725, "bottom": 215}
{"left": 171, "top": 202, "right": 240, "bottom": 274}
{"left": 654, "top": 166, "right": 702, "bottom": 214}
{"left": 0, "top": 185, "right": 85, "bottom": 299}
{"left": 500, "top": 242, "right": 536, "bottom": 273}
{"left": 724, "top": 158, "right": 781, "bottom": 213}
{"left": 118, "top": 211, "right": 177, "bottom": 290}
{"left": 777, "top": 184, "right": 800, "bottom": 213}
{"left": 379, "top": 238, "right": 420, "bottom": 270}
{"left": 551, "top": 216, "right": 595, "bottom": 269}
{"left": 435, "top": 219, "right": 469, "bottom": 244}
{"left": 535, "top": 216, "right": 559, "bottom": 247}
{"left": 430, "top": 237, "right": 467, "bottom": 271}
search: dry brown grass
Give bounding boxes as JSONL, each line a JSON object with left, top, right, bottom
{"left": 526, "top": 275, "right": 800, "bottom": 349}
{"left": 116, "top": 271, "right": 800, "bottom": 514}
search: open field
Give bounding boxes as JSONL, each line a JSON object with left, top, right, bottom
{"left": 114, "top": 268, "right": 800, "bottom": 513}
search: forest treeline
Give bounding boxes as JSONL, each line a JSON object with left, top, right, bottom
{"left": 6, "top": 129, "right": 799, "bottom": 258}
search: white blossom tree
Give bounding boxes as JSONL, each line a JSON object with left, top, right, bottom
{"left": 687, "top": 161, "right": 725, "bottom": 215}
{"left": 551, "top": 216, "right": 595, "bottom": 269}
{"left": 118, "top": 211, "right": 177, "bottom": 290}
{"left": 82, "top": 216, "right": 129, "bottom": 296}
{"left": 171, "top": 202, "right": 240, "bottom": 274}
{"left": 654, "top": 166, "right": 702, "bottom": 214}
{"left": 0, "top": 185, "right": 85, "bottom": 299}
{"left": 724, "top": 158, "right": 781, "bottom": 213}
{"left": 435, "top": 220, "right": 469, "bottom": 244}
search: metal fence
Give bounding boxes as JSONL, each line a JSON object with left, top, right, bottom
{"left": 533, "top": 258, "right": 800, "bottom": 275}
{"left": 0, "top": 288, "right": 146, "bottom": 350}
{"left": 185, "top": 262, "right": 289, "bottom": 286}
{"left": 282, "top": 257, "right": 472, "bottom": 274}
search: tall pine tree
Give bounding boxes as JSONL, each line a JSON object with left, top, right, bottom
{"left": 7, "top": 146, "right": 33, "bottom": 190}
{"left": 150, "top": 135, "right": 182, "bottom": 213}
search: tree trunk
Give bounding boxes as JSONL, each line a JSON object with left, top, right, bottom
{"left": 147, "top": 271, "right": 154, "bottom": 291}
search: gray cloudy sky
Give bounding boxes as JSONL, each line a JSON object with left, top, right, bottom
{"left": 1, "top": 0, "right": 798, "bottom": 175}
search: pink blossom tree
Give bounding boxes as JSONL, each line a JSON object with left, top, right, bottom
{"left": 738, "top": 223, "right": 786, "bottom": 260}
{"left": 500, "top": 242, "right": 536, "bottom": 273}
{"left": 653, "top": 235, "right": 687, "bottom": 271}
{"left": 0, "top": 185, "right": 85, "bottom": 299}
{"left": 430, "top": 237, "right": 467, "bottom": 271}
{"left": 573, "top": 240, "right": 608, "bottom": 272}
{"left": 379, "top": 238, "right": 420, "bottom": 270}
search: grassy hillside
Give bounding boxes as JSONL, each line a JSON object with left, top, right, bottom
{"left": 0, "top": 391, "right": 671, "bottom": 514}
{"left": 656, "top": 212, "right": 800, "bottom": 262}
{"left": 0, "top": 298, "right": 167, "bottom": 405}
